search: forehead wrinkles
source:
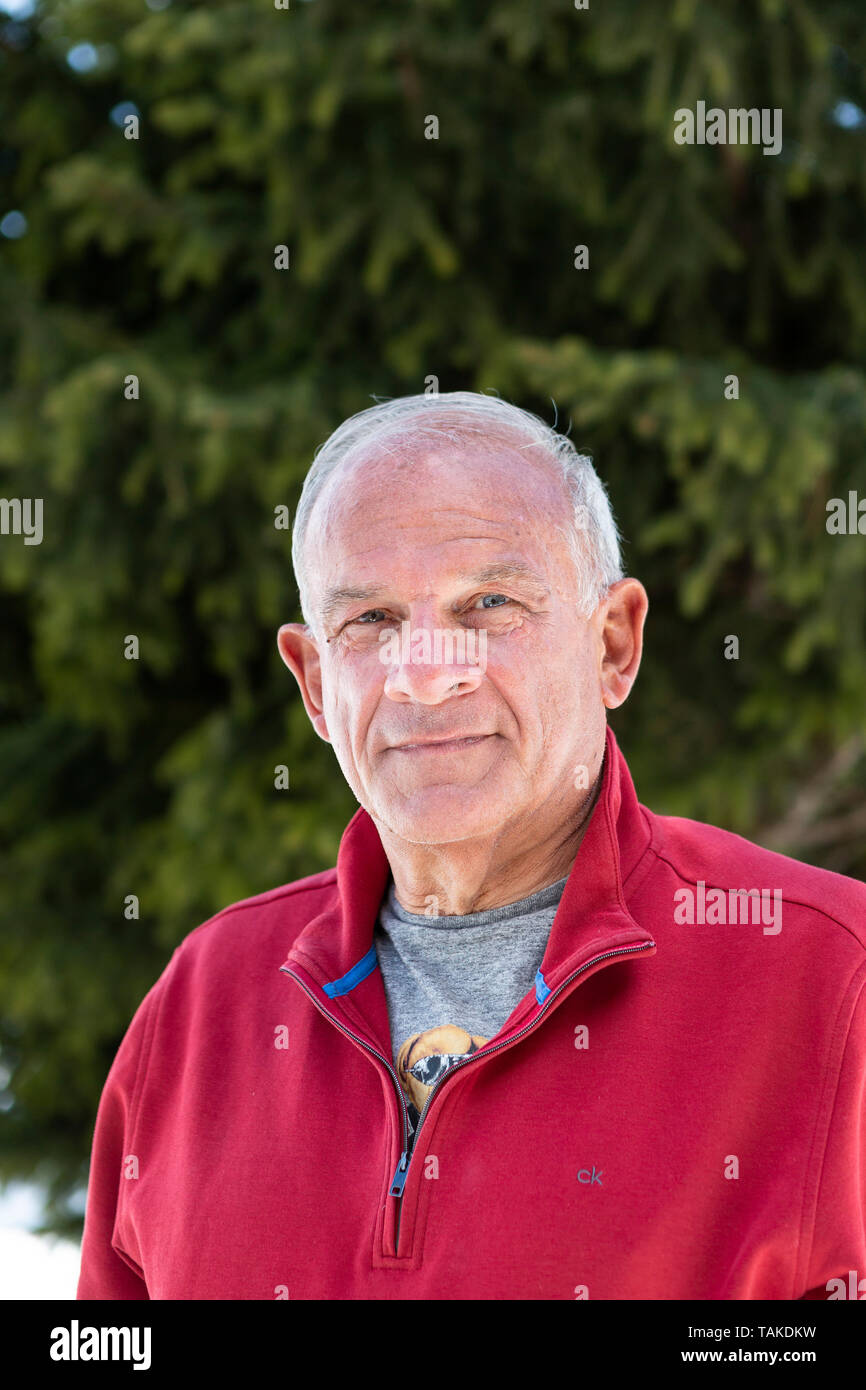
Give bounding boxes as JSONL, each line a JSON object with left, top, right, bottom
{"left": 314, "top": 438, "right": 571, "bottom": 540}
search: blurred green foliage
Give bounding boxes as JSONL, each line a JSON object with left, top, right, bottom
{"left": 0, "top": 0, "right": 865, "bottom": 1237}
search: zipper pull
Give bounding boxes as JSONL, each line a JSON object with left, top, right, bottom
{"left": 389, "top": 1151, "right": 409, "bottom": 1197}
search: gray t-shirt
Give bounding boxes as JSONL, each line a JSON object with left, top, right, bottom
{"left": 374, "top": 874, "right": 568, "bottom": 1148}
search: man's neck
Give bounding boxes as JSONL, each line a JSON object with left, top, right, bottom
{"left": 375, "top": 766, "right": 604, "bottom": 917}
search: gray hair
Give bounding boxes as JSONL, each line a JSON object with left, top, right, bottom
{"left": 291, "top": 391, "right": 624, "bottom": 627}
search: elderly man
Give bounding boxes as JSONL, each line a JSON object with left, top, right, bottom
{"left": 78, "top": 391, "right": 866, "bottom": 1300}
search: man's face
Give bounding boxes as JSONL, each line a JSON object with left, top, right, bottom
{"left": 282, "top": 429, "right": 622, "bottom": 846}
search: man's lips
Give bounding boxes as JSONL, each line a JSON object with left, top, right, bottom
{"left": 389, "top": 734, "right": 493, "bottom": 753}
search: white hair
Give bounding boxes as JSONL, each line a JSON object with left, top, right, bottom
{"left": 291, "top": 390, "right": 624, "bottom": 627}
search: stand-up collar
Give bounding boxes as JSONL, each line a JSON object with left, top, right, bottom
{"left": 281, "top": 724, "right": 655, "bottom": 1012}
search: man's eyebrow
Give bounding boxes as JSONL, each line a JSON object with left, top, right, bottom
{"left": 318, "top": 563, "right": 550, "bottom": 628}
{"left": 319, "top": 585, "right": 384, "bottom": 628}
{"left": 454, "top": 562, "right": 550, "bottom": 593}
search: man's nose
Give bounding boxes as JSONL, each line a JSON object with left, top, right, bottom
{"left": 381, "top": 622, "right": 485, "bottom": 704}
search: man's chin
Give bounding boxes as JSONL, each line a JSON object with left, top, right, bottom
{"left": 372, "top": 784, "right": 509, "bottom": 846}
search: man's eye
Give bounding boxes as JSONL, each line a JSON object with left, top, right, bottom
{"left": 352, "top": 610, "right": 388, "bottom": 624}
{"left": 475, "top": 594, "right": 510, "bottom": 609}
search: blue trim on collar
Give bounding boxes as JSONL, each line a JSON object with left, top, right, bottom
{"left": 535, "top": 968, "right": 551, "bottom": 1005}
{"left": 323, "top": 944, "right": 378, "bottom": 998}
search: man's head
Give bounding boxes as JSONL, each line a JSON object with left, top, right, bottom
{"left": 278, "top": 391, "right": 647, "bottom": 849}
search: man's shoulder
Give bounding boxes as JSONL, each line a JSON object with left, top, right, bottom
{"left": 646, "top": 806, "right": 866, "bottom": 946}
{"left": 171, "top": 865, "right": 339, "bottom": 966}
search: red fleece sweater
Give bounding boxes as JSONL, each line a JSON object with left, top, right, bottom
{"left": 77, "top": 726, "right": 866, "bottom": 1299}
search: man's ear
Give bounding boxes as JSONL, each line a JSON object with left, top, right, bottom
{"left": 277, "top": 623, "right": 331, "bottom": 742}
{"left": 595, "top": 578, "right": 648, "bottom": 710}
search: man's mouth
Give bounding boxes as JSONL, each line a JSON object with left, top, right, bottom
{"left": 391, "top": 734, "right": 492, "bottom": 753}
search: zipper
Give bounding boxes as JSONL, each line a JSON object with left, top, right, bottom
{"left": 282, "top": 937, "right": 654, "bottom": 1256}
{"left": 280, "top": 965, "right": 412, "bottom": 1182}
